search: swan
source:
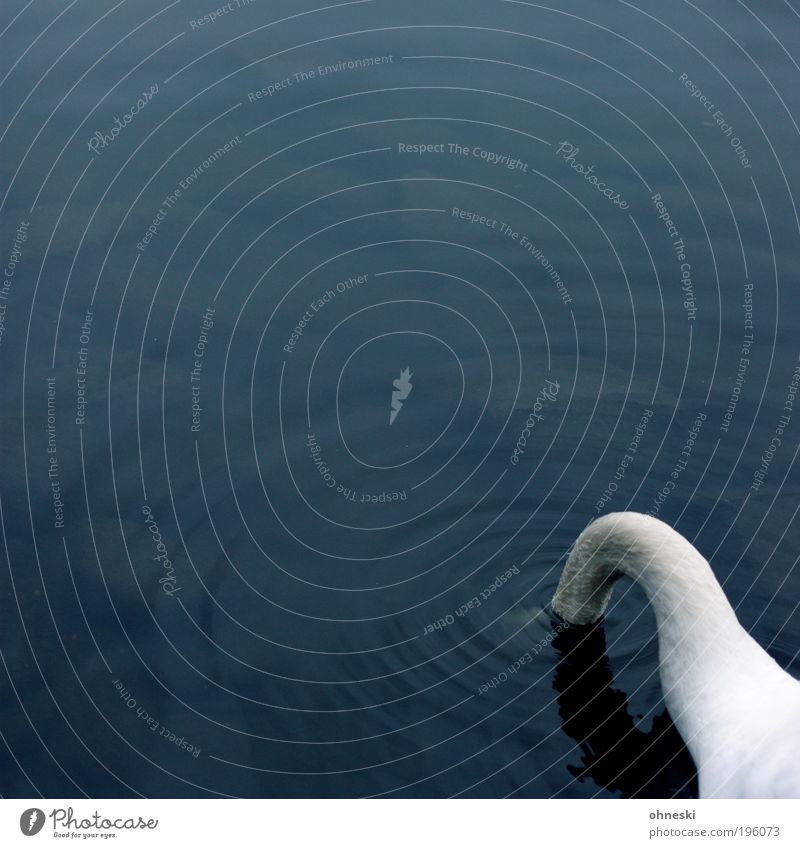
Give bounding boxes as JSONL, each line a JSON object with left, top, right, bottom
{"left": 551, "top": 511, "right": 800, "bottom": 798}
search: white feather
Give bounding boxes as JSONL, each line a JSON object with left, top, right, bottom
{"left": 552, "top": 511, "right": 800, "bottom": 798}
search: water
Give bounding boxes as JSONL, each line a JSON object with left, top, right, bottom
{"left": 1, "top": 0, "right": 799, "bottom": 798}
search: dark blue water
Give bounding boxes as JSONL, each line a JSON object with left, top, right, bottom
{"left": 1, "top": 0, "right": 799, "bottom": 798}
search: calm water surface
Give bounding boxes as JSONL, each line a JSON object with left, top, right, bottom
{"left": 1, "top": 0, "right": 799, "bottom": 798}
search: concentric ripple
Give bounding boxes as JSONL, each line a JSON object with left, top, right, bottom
{"left": 1, "top": 0, "right": 799, "bottom": 799}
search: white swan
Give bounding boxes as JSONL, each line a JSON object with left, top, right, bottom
{"left": 551, "top": 511, "right": 800, "bottom": 798}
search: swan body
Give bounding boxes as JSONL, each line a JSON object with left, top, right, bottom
{"left": 552, "top": 511, "right": 800, "bottom": 798}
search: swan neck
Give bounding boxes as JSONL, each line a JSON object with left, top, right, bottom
{"left": 552, "top": 514, "right": 740, "bottom": 638}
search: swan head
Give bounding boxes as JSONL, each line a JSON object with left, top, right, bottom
{"left": 551, "top": 512, "right": 692, "bottom": 625}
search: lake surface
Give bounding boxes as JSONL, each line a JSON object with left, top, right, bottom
{"left": 1, "top": 0, "right": 799, "bottom": 798}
